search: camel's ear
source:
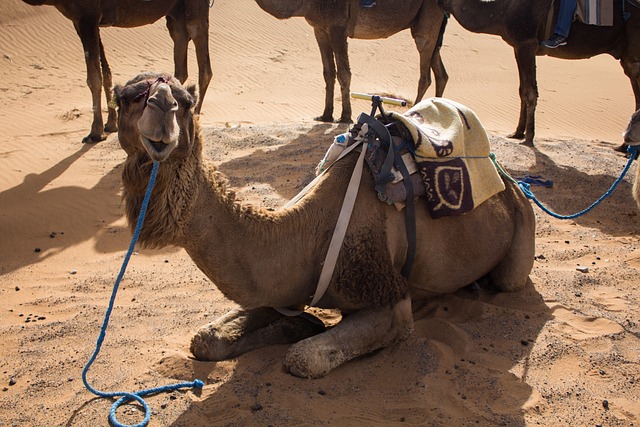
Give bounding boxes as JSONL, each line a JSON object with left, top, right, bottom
{"left": 187, "top": 84, "right": 198, "bottom": 110}
{"left": 112, "top": 84, "right": 124, "bottom": 108}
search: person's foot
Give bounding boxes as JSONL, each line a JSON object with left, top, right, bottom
{"left": 361, "top": 0, "right": 376, "bottom": 7}
{"left": 541, "top": 33, "right": 567, "bottom": 48}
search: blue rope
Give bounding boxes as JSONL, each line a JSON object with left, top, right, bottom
{"left": 506, "top": 145, "right": 638, "bottom": 220}
{"left": 517, "top": 175, "right": 554, "bottom": 188}
{"left": 82, "top": 161, "right": 204, "bottom": 427}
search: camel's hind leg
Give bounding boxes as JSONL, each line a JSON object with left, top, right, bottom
{"left": 190, "top": 308, "right": 325, "bottom": 361}
{"left": 284, "top": 297, "right": 413, "bottom": 378}
{"left": 99, "top": 39, "right": 117, "bottom": 134}
{"left": 488, "top": 186, "right": 536, "bottom": 292}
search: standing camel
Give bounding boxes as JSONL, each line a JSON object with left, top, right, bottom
{"left": 21, "top": 0, "right": 213, "bottom": 143}
{"left": 439, "top": 0, "right": 640, "bottom": 146}
{"left": 254, "top": 0, "right": 449, "bottom": 123}
{"left": 113, "top": 72, "right": 536, "bottom": 378}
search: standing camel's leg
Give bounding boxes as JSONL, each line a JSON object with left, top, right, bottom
{"left": 412, "top": 12, "right": 448, "bottom": 102}
{"left": 414, "top": 35, "right": 436, "bottom": 103}
{"left": 621, "top": 58, "right": 640, "bottom": 118}
{"left": 190, "top": 308, "right": 326, "bottom": 360}
{"left": 509, "top": 41, "right": 539, "bottom": 146}
{"left": 617, "top": 53, "right": 640, "bottom": 151}
{"left": 166, "top": 13, "right": 189, "bottom": 85}
{"left": 313, "top": 28, "right": 337, "bottom": 122}
{"left": 431, "top": 51, "right": 448, "bottom": 97}
{"left": 284, "top": 297, "right": 413, "bottom": 378}
{"left": 99, "top": 39, "right": 117, "bottom": 134}
{"left": 74, "top": 19, "right": 106, "bottom": 143}
{"left": 328, "top": 28, "right": 353, "bottom": 123}
{"left": 185, "top": 0, "right": 213, "bottom": 114}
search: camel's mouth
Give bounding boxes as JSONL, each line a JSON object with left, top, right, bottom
{"left": 141, "top": 136, "right": 177, "bottom": 162}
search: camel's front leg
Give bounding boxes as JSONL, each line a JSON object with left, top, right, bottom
{"left": 284, "top": 297, "right": 413, "bottom": 378}
{"left": 509, "top": 41, "right": 539, "bottom": 146}
{"left": 329, "top": 29, "right": 353, "bottom": 123}
{"left": 74, "top": 20, "right": 107, "bottom": 143}
{"left": 98, "top": 39, "right": 117, "bottom": 134}
{"left": 190, "top": 307, "right": 325, "bottom": 361}
{"left": 313, "top": 28, "right": 337, "bottom": 122}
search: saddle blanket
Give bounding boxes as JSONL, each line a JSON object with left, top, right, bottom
{"left": 576, "top": 0, "right": 614, "bottom": 26}
{"left": 387, "top": 98, "right": 505, "bottom": 218}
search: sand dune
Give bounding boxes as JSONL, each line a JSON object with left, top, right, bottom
{"left": 0, "top": 0, "right": 639, "bottom": 426}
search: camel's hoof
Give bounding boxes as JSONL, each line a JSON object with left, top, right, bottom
{"left": 506, "top": 131, "right": 525, "bottom": 140}
{"left": 337, "top": 116, "right": 353, "bottom": 124}
{"left": 314, "top": 115, "right": 334, "bottom": 123}
{"left": 82, "top": 133, "right": 107, "bottom": 144}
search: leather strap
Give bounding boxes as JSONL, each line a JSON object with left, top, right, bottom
{"left": 277, "top": 136, "right": 368, "bottom": 316}
{"left": 392, "top": 143, "right": 416, "bottom": 278}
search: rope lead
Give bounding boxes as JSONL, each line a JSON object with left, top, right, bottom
{"left": 82, "top": 161, "right": 203, "bottom": 427}
{"left": 491, "top": 145, "right": 638, "bottom": 219}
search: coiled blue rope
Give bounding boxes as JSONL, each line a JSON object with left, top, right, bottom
{"left": 82, "top": 161, "right": 204, "bottom": 427}
{"left": 492, "top": 145, "right": 638, "bottom": 220}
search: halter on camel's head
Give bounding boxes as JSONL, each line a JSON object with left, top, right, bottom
{"left": 115, "top": 73, "right": 198, "bottom": 162}
{"left": 133, "top": 75, "right": 173, "bottom": 108}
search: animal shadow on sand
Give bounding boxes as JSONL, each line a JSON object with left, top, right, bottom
{"left": 159, "top": 280, "right": 550, "bottom": 426}
{"left": 201, "top": 122, "right": 339, "bottom": 202}
{"left": 492, "top": 137, "right": 639, "bottom": 236}
{"left": 0, "top": 141, "right": 179, "bottom": 276}
{"left": 0, "top": 143, "right": 115, "bottom": 275}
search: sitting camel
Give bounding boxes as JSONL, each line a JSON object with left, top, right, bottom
{"left": 114, "top": 72, "right": 536, "bottom": 378}
{"left": 622, "top": 109, "right": 640, "bottom": 208}
{"left": 21, "top": 0, "right": 213, "bottom": 143}
{"left": 254, "top": 0, "right": 449, "bottom": 123}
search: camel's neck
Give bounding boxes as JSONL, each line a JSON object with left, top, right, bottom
{"left": 121, "top": 141, "right": 332, "bottom": 309}
{"left": 254, "top": 0, "right": 306, "bottom": 19}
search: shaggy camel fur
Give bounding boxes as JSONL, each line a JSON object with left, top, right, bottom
{"left": 623, "top": 109, "right": 640, "bottom": 208}
{"left": 254, "top": 0, "right": 449, "bottom": 123}
{"left": 114, "top": 72, "right": 536, "bottom": 378}
{"left": 439, "top": 0, "right": 640, "bottom": 147}
{"left": 22, "top": 0, "right": 212, "bottom": 143}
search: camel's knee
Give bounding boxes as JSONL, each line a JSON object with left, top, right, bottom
{"left": 191, "top": 321, "right": 237, "bottom": 361}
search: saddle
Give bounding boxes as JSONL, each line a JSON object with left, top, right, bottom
{"left": 317, "top": 98, "right": 506, "bottom": 219}
{"left": 545, "top": 0, "right": 614, "bottom": 37}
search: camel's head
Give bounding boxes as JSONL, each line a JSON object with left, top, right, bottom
{"left": 114, "top": 73, "right": 197, "bottom": 162}
{"left": 623, "top": 108, "right": 640, "bottom": 146}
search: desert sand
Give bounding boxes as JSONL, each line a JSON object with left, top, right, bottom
{"left": 1, "top": 0, "right": 639, "bottom": 426}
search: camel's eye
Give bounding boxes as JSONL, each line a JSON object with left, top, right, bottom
{"left": 172, "top": 88, "right": 194, "bottom": 110}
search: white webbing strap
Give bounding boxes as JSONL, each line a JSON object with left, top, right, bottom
{"left": 276, "top": 137, "right": 368, "bottom": 316}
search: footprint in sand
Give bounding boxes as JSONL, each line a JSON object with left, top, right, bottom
{"left": 548, "top": 302, "right": 624, "bottom": 340}
{"left": 587, "top": 286, "right": 629, "bottom": 313}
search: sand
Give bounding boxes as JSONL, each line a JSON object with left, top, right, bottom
{"left": 0, "top": 0, "right": 639, "bottom": 426}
